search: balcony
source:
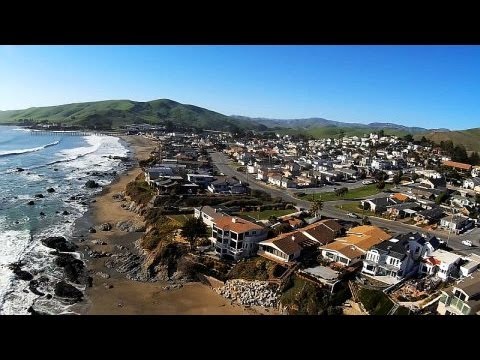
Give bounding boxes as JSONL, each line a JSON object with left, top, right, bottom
{"left": 446, "top": 296, "right": 471, "bottom": 315}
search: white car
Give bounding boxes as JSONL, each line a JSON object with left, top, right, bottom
{"left": 347, "top": 212, "right": 360, "bottom": 219}
{"left": 462, "top": 240, "right": 473, "bottom": 247}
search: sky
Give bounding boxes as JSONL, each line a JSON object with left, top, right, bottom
{"left": 0, "top": 45, "right": 479, "bottom": 130}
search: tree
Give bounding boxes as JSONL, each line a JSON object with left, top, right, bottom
{"left": 403, "top": 134, "right": 414, "bottom": 143}
{"left": 435, "top": 191, "right": 449, "bottom": 205}
{"left": 181, "top": 217, "right": 207, "bottom": 250}
{"left": 362, "top": 216, "right": 371, "bottom": 225}
{"left": 376, "top": 181, "right": 385, "bottom": 190}
{"left": 469, "top": 152, "right": 480, "bottom": 166}
{"left": 335, "top": 187, "right": 349, "bottom": 198}
{"left": 309, "top": 199, "right": 323, "bottom": 218}
{"left": 377, "top": 129, "right": 385, "bottom": 138}
{"left": 273, "top": 223, "right": 293, "bottom": 236}
{"left": 338, "top": 129, "right": 345, "bottom": 139}
{"left": 392, "top": 171, "right": 403, "bottom": 185}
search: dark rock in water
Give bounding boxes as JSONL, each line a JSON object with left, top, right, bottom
{"left": 41, "top": 236, "right": 78, "bottom": 252}
{"left": 54, "top": 281, "right": 83, "bottom": 301}
{"left": 8, "top": 262, "right": 34, "bottom": 281}
{"left": 100, "top": 223, "right": 112, "bottom": 231}
{"left": 46, "top": 187, "right": 55, "bottom": 193}
{"left": 54, "top": 168, "right": 58, "bottom": 171}
{"left": 55, "top": 211, "right": 60, "bottom": 214}
{"left": 14, "top": 270, "right": 34, "bottom": 281}
{"left": 27, "top": 200, "right": 35, "bottom": 206}
{"left": 80, "top": 201, "right": 88, "bottom": 206}
{"left": 34, "top": 194, "right": 44, "bottom": 198}
{"left": 62, "top": 210, "right": 70, "bottom": 216}
{"left": 46, "top": 294, "right": 52, "bottom": 299}
{"left": 29, "top": 280, "right": 46, "bottom": 296}
{"left": 40, "top": 212, "right": 46, "bottom": 217}
{"left": 91, "top": 199, "right": 96, "bottom": 203}
{"left": 69, "top": 196, "right": 77, "bottom": 201}
{"left": 55, "top": 254, "right": 88, "bottom": 285}
{"left": 88, "top": 227, "right": 96, "bottom": 233}
{"left": 15, "top": 220, "right": 19, "bottom": 224}
{"left": 85, "top": 180, "right": 99, "bottom": 189}
{"left": 16, "top": 167, "right": 25, "bottom": 172}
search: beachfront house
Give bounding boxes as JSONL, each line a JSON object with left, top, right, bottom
{"left": 419, "top": 249, "right": 463, "bottom": 280}
{"left": 257, "top": 219, "right": 343, "bottom": 263}
{"left": 210, "top": 216, "right": 268, "bottom": 260}
{"left": 437, "top": 273, "right": 480, "bottom": 315}
{"left": 319, "top": 225, "right": 391, "bottom": 267}
{"left": 362, "top": 232, "right": 440, "bottom": 280}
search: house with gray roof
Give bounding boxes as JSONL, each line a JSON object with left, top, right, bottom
{"left": 362, "top": 232, "right": 440, "bottom": 280}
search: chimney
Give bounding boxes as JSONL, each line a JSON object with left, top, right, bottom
{"left": 291, "top": 236, "right": 295, "bottom": 242}
{"left": 214, "top": 208, "right": 218, "bottom": 213}
{"left": 232, "top": 217, "right": 237, "bottom": 223}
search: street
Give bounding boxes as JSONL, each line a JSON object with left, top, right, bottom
{"left": 210, "top": 151, "right": 480, "bottom": 256}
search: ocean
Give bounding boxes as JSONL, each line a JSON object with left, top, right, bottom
{"left": 0, "top": 125, "right": 130, "bottom": 314}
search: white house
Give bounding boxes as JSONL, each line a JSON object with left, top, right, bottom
{"left": 194, "top": 206, "right": 224, "bottom": 228}
{"left": 437, "top": 273, "right": 480, "bottom": 315}
{"left": 419, "top": 249, "right": 462, "bottom": 280}
{"left": 210, "top": 216, "right": 268, "bottom": 260}
{"left": 362, "top": 232, "right": 440, "bottom": 280}
{"left": 439, "top": 215, "right": 473, "bottom": 234}
{"left": 463, "top": 177, "right": 480, "bottom": 190}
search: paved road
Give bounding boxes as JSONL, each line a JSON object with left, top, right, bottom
{"left": 210, "top": 151, "right": 312, "bottom": 209}
{"left": 210, "top": 151, "right": 480, "bottom": 255}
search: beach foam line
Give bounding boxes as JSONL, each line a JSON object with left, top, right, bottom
{"left": 0, "top": 140, "right": 60, "bottom": 157}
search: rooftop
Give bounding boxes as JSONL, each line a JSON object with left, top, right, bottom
{"left": 214, "top": 216, "right": 264, "bottom": 233}
{"left": 430, "top": 249, "right": 462, "bottom": 264}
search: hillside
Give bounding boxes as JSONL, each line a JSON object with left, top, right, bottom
{"left": 0, "top": 98, "right": 456, "bottom": 139}
{"left": 233, "top": 116, "right": 430, "bottom": 134}
{"left": 422, "top": 128, "right": 480, "bottom": 152}
{"left": 0, "top": 99, "right": 266, "bottom": 132}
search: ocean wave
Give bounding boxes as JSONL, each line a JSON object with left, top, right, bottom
{"left": 0, "top": 140, "right": 60, "bottom": 157}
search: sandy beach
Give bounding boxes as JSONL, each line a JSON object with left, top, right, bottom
{"left": 73, "top": 135, "right": 261, "bottom": 315}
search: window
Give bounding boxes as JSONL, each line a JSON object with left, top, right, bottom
{"left": 237, "top": 241, "right": 243, "bottom": 249}
{"left": 252, "top": 231, "right": 257, "bottom": 235}
{"left": 238, "top": 233, "right": 244, "bottom": 240}
{"left": 231, "top": 232, "right": 238, "bottom": 240}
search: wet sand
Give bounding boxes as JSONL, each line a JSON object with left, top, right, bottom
{"left": 74, "top": 135, "right": 261, "bottom": 315}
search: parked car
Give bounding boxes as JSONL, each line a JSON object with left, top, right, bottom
{"left": 347, "top": 212, "right": 360, "bottom": 219}
{"left": 462, "top": 240, "right": 473, "bottom": 247}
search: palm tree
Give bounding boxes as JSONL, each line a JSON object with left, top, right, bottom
{"left": 310, "top": 199, "right": 323, "bottom": 218}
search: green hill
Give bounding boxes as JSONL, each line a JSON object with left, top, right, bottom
{"left": 422, "top": 128, "right": 480, "bottom": 152}
{"left": 0, "top": 99, "right": 266, "bottom": 132}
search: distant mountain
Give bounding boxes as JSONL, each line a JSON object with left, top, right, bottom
{"left": 0, "top": 99, "right": 460, "bottom": 142}
{"left": 232, "top": 116, "right": 431, "bottom": 134}
{"left": 0, "top": 99, "right": 267, "bottom": 132}
{"left": 423, "top": 128, "right": 480, "bottom": 153}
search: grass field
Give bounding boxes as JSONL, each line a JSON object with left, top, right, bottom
{"left": 297, "top": 184, "right": 393, "bottom": 202}
{"left": 335, "top": 201, "right": 373, "bottom": 216}
{"left": 168, "top": 214, "right": 193, "bottom": 226}
{"left": 235, "top": 208, "right": 296, "bottom": 220}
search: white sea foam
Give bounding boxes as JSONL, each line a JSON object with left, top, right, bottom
{"left": 0, "top": 228, "right": 33, "bottom": 314}
{"left": 0, "top": 140, "right": 60, "bottom": 157}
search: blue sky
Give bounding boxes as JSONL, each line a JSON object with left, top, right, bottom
{"left": 0, "top": 45, "right": 479, "bottom": 130}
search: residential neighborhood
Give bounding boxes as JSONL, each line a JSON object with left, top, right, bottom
{"left": 128, "top": 125, "right": 480, "bottom": 315}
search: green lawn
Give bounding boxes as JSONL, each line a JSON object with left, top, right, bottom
{"left": 358, "top": 288, "right": 394, "bottom": 315}
{"left": 235, "top": 208, "right": 296, "bottom": 220}
{"left": 335, "top": 201, "right": 373, "bottom": 216}
{"left": 297, "top": 184, "right": 393, "bottom": 202}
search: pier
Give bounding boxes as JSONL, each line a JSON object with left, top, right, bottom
{"left": 28, "top": 130, "right": 122, "bottom": 137}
